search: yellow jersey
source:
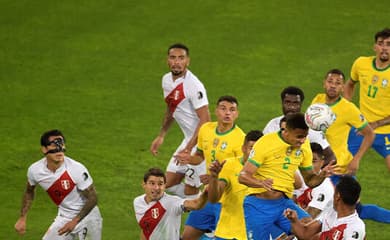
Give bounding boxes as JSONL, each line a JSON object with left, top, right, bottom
{"left": 215, "top": 157, "right": 248, "bottom": 240}
{"left": 246, "top": 132, "right": 312, "bottom": 198}
{"left": 351, "top": 56, "right": 390, "bottom": 134}
{"left": 312, "top": 94, "right": 368, "bottom": 173}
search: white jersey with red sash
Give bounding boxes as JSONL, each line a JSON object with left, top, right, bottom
{"left": 133, "top": 192, "right": 185, "bottom": 240}
{"left": 162, "top": 70, "right": 208, "bottom": 139}
{"left": 27, "top": 156, "right": 93, "bottom": 219}
{"left": 320, "top": 210, "right": 366, "bottom": 240}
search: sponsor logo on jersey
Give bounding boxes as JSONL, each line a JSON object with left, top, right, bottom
{"left": 83, "top": 172, "right": 89, "bottom": 181}
{"left": 317, "top": 193, "right": 325, "bottom": 202}
{"left": 198, "top": 91, "right": 203, "bottom": 99}
{"left": 359, "top": 114, "right": 365, "bottom": 122}
{"left": 352, "top": 231, "right": 359, "bottom": 239}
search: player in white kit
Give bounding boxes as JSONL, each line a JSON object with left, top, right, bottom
{"left": 285, "top": 175, "right": 365, "bottom": 240}
{"left": 15, "top": 129, "right": 102, "bottom": 240}
{"left": 133, "top": 167, "right": 208, "bottom": 240}
{"left": 150, "top": 43, "right": 210, "bottom": 198}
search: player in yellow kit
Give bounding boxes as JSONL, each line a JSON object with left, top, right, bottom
{"left": 311, "top": 69, "right": 375, "bottom": 175}
{"left": 176, "top": 95, "right": 245, "bottom": 240}
{"left": 238, "top": 113, "right": 334, "bottom": 240}
{"left": 344, "top": 28, "right": 390, "bottom": 171}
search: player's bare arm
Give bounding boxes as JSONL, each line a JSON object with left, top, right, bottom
{"left": 208, "top": 160, "right": 226, "bottom": 203}
{"left": 284, "top": 208, "right": 322, "bottom": 239}
{"left": 370, "top": 116, "right": 390, "bottom": 129}
{"left": 343, "top": 79, "right": 357, "bottom": 101}
{"left": 15, "top": 182, "right": 36, "bottom": 235}
{"left": 175, "top": 150, "right": 204, "bottom": 165}
{"left": 238, "top": 161, "right": 273, "bottom": 189}
{"left": 322, "top": 146, "right": 337, "bottom": 167}
{"left": 150, "top": 107, "right": 175, "bottom": 156}
{"left": 348, "top": 125, "right": 375, "bottom": 175}
{"left": 300, "top": 161, "right": 335, "bottom": 188}
{"left": 181, "top": 105, "right": 210, "bottom": 152}
{"left": 183, "top": 189, "right": 208, "bottom": 211}
{"left": 58, "top": 184, "right": 98, "bottom": 235}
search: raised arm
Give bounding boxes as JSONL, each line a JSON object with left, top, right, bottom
{"left": 150, "top": 107, "right": 175, "bottom": 156}
{"left": 58, "top": 184, "right": 98, "bottom": 235}
{"left": 238, "top": 161, "right": 273, "bottom": 189}
{"left": 347, "top": 125, "right": 375, "bottom": 175}
{"left": 208, "top": 160, "right": 226, "bottom": 203}
{"left": 14, "top": 182, "right": 36, "bottom": 235}
{"left": 343, "top": 79, "right": 357, "bottom": 101}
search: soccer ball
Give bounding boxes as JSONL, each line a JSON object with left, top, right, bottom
{"left": 304, "top": 103, "right": 336, "bottom": 131}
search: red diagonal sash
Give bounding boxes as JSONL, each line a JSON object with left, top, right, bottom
{"left": 46, "top": 171, "right": 76, "bottom": 205}
{"left": 320, "top": 223, "right": 347, "bottom": 240}
{"left": 165, "top": 83, "right": 185, "bottom": 113}
{"left": 139, "top": 201, "right": 166, "bottom": 240}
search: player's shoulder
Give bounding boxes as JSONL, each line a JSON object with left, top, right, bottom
{"left": 311, "top": 93, "right": 326, "bottom": 104}
{"left": 28, "top": 157, "right": 46, "bottom": 172}
{"left": 354, "top": 55, "right": 374, "bottom": 64}
{"left": 233, "top": 124, "right": 246, "bottom": 135}
{"left": 201, "top": 121, "right": 217, "bottom": 130}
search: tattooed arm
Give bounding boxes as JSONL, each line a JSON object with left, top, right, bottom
{"left": 58, "top": 184, "right": 98, "bottom": 235}
{"left": 14, "top": 182, "right": 36, "bottom": 235}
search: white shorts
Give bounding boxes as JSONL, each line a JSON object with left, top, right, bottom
{"left": 166, "top": 139, "right": 206, "bottom": 188}
{"left": 43, "top": 206, "right": 103, "bottom": 240}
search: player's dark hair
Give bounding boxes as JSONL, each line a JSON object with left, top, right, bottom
{"left": 280, "top": 86, "right": 305, "bottom": 102}
{"left": 279, "top": 116, "right": 287, "bottom": 130}
{"left": 310, "top": 142, "right": 323, "bottom": 156}
{"left": 244, "top": 130, "right": 263, "bottom": 144}
{"left": 144, "top": 167, "right": 166, "bottom": 183}
{"left": 40, "top": 129, "right": 65, "bottom": 146}
{"left": 217, "top": 95, "right": 238, "bottom": 106}
{"left": 285, "top": 112, "right": 308, "bottom": 131}
{"left": 168, "top": 43, "right": 189, "bottom": 56}
{"left": 374, "top": 28, "right": 390, "bottom": 42}
{"left": 325, "top": 69, "right": 345, "bottom": 81}
{"left": 335, "top": 175, "right": 361, "bottom": 206}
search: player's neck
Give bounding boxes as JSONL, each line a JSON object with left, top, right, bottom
{"left": 336, "top": 206, "right": 356, "bottom": 218}
{"left": 216, "top": 123, "right": 235, "bottom": 134}
{"left": 375, "top": 58, "right": 390, "bottom": 70}
{"left": 46, "top": 159, "right": 63, "bottom": 172}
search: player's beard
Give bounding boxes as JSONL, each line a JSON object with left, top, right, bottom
{"left": 171, "top": 69, "right": 183, "bottom": 76}
{"left": 379, "top": 53, "right": 389, "bottom": 62}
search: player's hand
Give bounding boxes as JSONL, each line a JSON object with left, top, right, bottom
{"left": 150, "top": 136, "right": 164, "bottom": 156}
{"left": 174, "top": 151, "right": 191, "bottom": 165}
{"left": 320, "top": 160, "right": 336, "bottom": 177}
{"left": 58, "top": 218, "right": 78, "bottom": 235}
{"left": 14, "top": 217, "right": 27, "bottom": 235}
{"left": 261, "top": 178, "right": 273, "bottom": 191}
{"left": 284, "top": 208, "right": 298, "bottom": 222}
{"left": 208, "top": 160, "right": 226, "bottom": 178}
{"left": 200, "top": 174, "right": 210, "bottom": 185}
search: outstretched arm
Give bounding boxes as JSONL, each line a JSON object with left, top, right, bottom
{"left": 15, "top": 182, "right": 36, "bottom": 235}
{"left": 183, "top": 189, "right": 208, "bottom": 211}
{"left": 150, "top": 107, "right": 175, "bottom": 156}
{"left": 348, "top": 125, "right": 375, "bottom": 175}
{"left": 58, "top": 184, "right": 98, "bottom": 235}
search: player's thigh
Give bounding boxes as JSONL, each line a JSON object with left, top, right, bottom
{"left": 42, "top": 216, "right": 75, "bottom": 240}
{"left": 184, "top": 161, "right": 206, "bottom": 187}
{"left": 372, "top": 133, "right": 390, "bottom": 158}
{"left": 75, "top": 207, "right": 103, "bottom": 240}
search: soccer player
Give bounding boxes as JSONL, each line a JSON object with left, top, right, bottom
{"left": 150, "top": 43, "right": 210, "bottom": 198}
{"left": 175, "top": 95, "right": 246, "bottom": 240}
{"left": 14, "top": 129, "right": 102, "bottom": 239}
{"left": 207, "top": 130, "right": 263, "bottom": 240}
{"left": 344, "top": 28, "right": 390, "bottom": 171}
{"left": 263, "top": 86, "right": 336, "bottom": 165}
{"left": 239, "top": 113, "right": 335, "bottom": 240}
{"left": 133, "top": 167, "right": 208, "bottom": 240}
{"left": 311, "top": 69, "right": 375, "bottom": 176}
{"left": 284, "top": 176, "right": 366, "bottom": 240}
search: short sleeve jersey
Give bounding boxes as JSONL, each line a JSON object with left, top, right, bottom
{"left": 133, "top": 193, "right": 185, "bottom": 240}
{"left": 307, "top": 177, "right": 334, "bottom": 220}
{"left": 27, "top": 156, "right": 93, "bottom": 219}
{"left": 247, "top": 132, "right": 313, "bottom": 198}
{"left": 312, "top": 94, "right": 368, "bottom": 173}
{"left": 197, "top": 122, "right": 246, "bottom": 169}
{"left": 215, "top": 157, "right": 248, "bottom": 240}
{"left": 320, "top": 210, "right": 366, "bottom": 240}
{"left": 263, "top": 115, "right": 330, "bottom": 149}
{"left": 351, "top": 56, "right": 390, "bottom": 134}
{"left": 162, "top": 70, "right": 209, "bottom": 139}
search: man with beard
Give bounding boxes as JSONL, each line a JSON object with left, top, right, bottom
{"left": 344, "top": 28, "right": 390, "bottom": 172}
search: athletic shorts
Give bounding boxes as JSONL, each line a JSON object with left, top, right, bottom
{"left": 185, "top": 202, "right": 221, "bottom": 232}
{"left": 243, "top": 195, "right": 310, "bottom": 240}
{"left": 348, "top": 127, "right": 390, "bottom": 158}
{"left": 43, "top": 206, "right": 102, "bottom": 240}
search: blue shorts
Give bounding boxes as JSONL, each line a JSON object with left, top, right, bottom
{"left": 243, "top": 195, "right": 310, "bottom": 240}
{"left": 185, "top": 202, "right": 221, "bottom": 232}
{"left": 348, "top": 127, "right": 390, "bottom": 158}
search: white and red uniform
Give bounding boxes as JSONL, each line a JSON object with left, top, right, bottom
{"left": 297, "top": 177, "right": 334, "bottom": 220}
{"left": 133, "top": 192, "right": 185, "bottom": 240}
{"left": 27, "top": 156, "right": 102, "bottom": 240}
{"left": 320, "top": 209, "right": 366, "bottom": 240}
{"left": 162, "top": 70, "right": 209, "bottom": 187}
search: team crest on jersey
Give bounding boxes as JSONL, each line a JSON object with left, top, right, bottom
{"left": 220, "top": 141, "right": 228, "bottom": 150}
{"left": 372, "top": 75, "right": 379, "bottom": 84}
{"left": 382, "top": 79, "right": 388, "bottom": 88}
{"left": 151, "top": 208, "right": 159, "bottom": 219}
{"left": 61, "top": 180, "right": 71, "bottom": 190}
{"left": 213, "top": 138, "right": 219, "bottom": 148}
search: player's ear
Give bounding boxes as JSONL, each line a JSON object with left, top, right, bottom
{"left": 41, "top": 146, "right": 46, "bottom": 155}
